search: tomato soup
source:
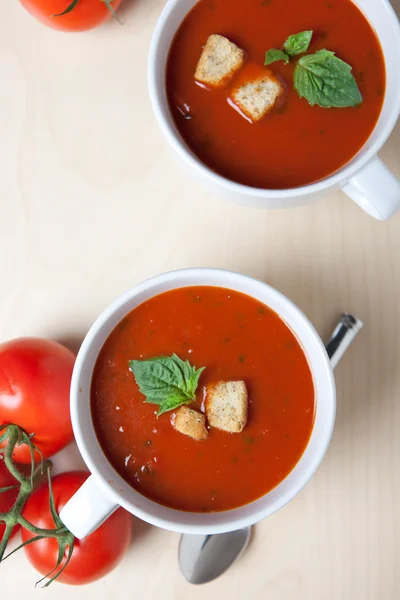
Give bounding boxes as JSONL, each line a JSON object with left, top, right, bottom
{"left": 91, "top": 287, "right": 315, "bottom": 512}
{"left": 166, "top": 0, "right": 385, "bottom": 189}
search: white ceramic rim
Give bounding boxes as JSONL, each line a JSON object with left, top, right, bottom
{"left": 70, "top": 268, "right": 336, "bottom": 534}
{"left": 148, "top": 0, "right": 400, "bottom": 200}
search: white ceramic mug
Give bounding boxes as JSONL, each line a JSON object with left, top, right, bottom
{"left": 148, "top": 0, "right": 400, "bottom": 220}
{"left": 60, "top": 268, "right": 335, "bottom": 539}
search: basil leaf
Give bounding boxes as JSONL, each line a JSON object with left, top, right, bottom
{"left": 284, "top": 30, "right": 313, "bottom": 57}
{"left": 265, "top": 49, "right": 290, "bottom": 65}
{"left": 157, "top": 397, "right": 192, "bottom": 417}
{"left": 294, "top": 49, "right": 363, "bottom": 108}
{"left": 129, "top": 358, "right": 186, "bottom": 402}
{"left": 265, "top": 30, "right": 312, "bottom": 66}
{"left": 129, "top": 354, "right": 205, "bottom": 416}
{"left": 175, "top": 355, "right": 205, "bottom": 397}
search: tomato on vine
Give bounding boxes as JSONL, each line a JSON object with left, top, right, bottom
{"left": 22, "top": 472, "right": 132, "bottom": 585}
{"left": 0, "top": 426, "right": 132, "bottom": 586}
{"left": 0, "top": 338, "right": 75, "bottom": 463}
{"left": 20, "top": 0, "right": 122, "bottom": 32}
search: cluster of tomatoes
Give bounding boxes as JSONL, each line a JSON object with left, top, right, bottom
{"left": 0, "top": 338, "right": 132, "bottom": 585}
{"left": 5, "top": 1, "right": 129, "bottom": 585}
{"left": 6, "top": 0, "right": 130, "bottom": 586}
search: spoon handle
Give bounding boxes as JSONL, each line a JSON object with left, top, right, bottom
{"left": 325, "top": 313, "right": 364, "bottom": 370}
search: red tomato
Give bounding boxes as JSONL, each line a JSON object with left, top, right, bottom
{"left": 0, "top": 338, "right": 75, "bottom": 463}
{"left": 22, "top": 472, "right": 132, "bottom": 585}
{"left": 0, "top": 457, "right": 19, "bottom": 540}
{"left": 20, "top": 0, "right": 123, "bottom": 32}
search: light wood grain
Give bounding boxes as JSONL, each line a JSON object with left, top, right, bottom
{"left": 1, "top": 0, "right": 400, "bottom": 598}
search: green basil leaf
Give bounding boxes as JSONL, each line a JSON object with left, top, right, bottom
{"left": 265, "top": 49, "right": 290, "bottom": 65}
{"left": 151, "top": 354, "right": 187, "bottom": 389}
{"left": 175, "top": 355, "right": 205, "bottom": 397}
{"left": 128, "top": 358, "right": 186, "bottom": 401}
{"left": 294, "top": 49, "right": 363, "bottom": 108}
{"left": 157, "top": 397, "right": 192, "bottom": 417}
{"left": 187, "top": 366, "right": 205, "bottom": 397}
{"left": 284, "top": 30, "right": 313, "bottom": 56}
{"left": 129, "top": 354, "right": 205, "bottom": 416}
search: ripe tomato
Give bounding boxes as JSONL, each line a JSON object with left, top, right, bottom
{"left": 22, "top": 472, "right": 132, "bottom": 585}
{"left": 0, "top": 338, "right": 75, "bottom": 463}
{"left": 20, "top": 0, "right": 122, "bottom": 32}
{"left": 0, "top": 457, "right": 19, "bottom": 540}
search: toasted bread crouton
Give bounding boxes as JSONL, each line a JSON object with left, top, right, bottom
{"left": 230, "top": 73, "right": 283, "bottom": 122}
{"left": 173, "top": 406, "right": 208, "bottom": 441}
{"left": 195, "top": 34, "right": 245, "bottom": 88}
{"left": 205, "top": 381, "right": 248, "bottom": 433}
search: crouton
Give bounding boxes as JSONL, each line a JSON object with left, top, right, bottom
{"left": 205, "top": 381, "right": 248, "bottom": 433}
{"left": 230, "top": 72, "right": 283, "bottom": 122}
{"left": 195, "top": 34, "right": 245, "bottom": 88}
{"left": 173, "top": 406, "right": 208, "bottom": 441}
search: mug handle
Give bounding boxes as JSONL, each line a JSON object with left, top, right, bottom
{"left": 341, "top": 156, "right": 400, "bottom": 220}
{"left": 59, "top": 475, "right": 118, "bottom": 539}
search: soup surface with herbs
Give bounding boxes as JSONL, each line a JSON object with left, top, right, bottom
{"left": 166, "top": 0, "right": 386, "bottom": 189}
{"left": 91, "top": 286, "right": 315, "bottom": 512}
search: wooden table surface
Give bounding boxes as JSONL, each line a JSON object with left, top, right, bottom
{"left": 1, "top": 1, "right": 400, "bottom": 598}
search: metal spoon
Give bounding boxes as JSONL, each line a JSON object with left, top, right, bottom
{"left": 179, "top": 313, "right": 364, "bottom": 584}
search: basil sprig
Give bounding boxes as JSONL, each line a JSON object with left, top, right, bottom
{"left": 265, "top": 30, "right": 313, "bottom": 65}
{"left": 129, "top": 354, "right": 205, "bottom": 416}
{"left": 284, "top": 30, "right": 313, "bottom": 57}
{"left": 294, "top": 49, "right": 363, "bottom": 108}
{"left": 265, "top": 48, "right": 290, "bottom": 66}
{"left": 265, "top": 29, "right": 363, "bottom": 108}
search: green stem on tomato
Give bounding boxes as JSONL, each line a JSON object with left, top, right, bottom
{"left": 0, "top": 485, "right": 19, "bottom": 494}
{"left": 101, "top": 0, "right": 123, "bottom": 24}
{"left": 51, "top": 0, "right": 122, "bottom": 23}
{"left": 18, "top": 515, "right": 70, "bottom": 538}
{"left": 0, "top": 523, "right": 15, "bottom": 562}
{"left": 0, "top": 424, "right": 75, "bottom": 584}
{"left": 51, "top": 0, "right": 80, "bottom": 18}
{"left": 0, "top": 426, "right": 46, "bottom": 561}
{"left": 2, "top": 425, "right": 29, "bottom": 486}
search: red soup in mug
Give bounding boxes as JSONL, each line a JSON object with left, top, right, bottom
{"left": 166, "top": 0, "right": 386, "bottom": 189}
{"left": 91, "top": 286, "right": 315, "bottom": 513}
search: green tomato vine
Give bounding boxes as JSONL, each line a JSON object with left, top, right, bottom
{"left": 0, "top": 424, "right": 75, "bottom": 586}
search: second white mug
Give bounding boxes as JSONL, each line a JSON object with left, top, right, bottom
{"left": 148, "top": 0, "right": 400, "bottom": 220}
